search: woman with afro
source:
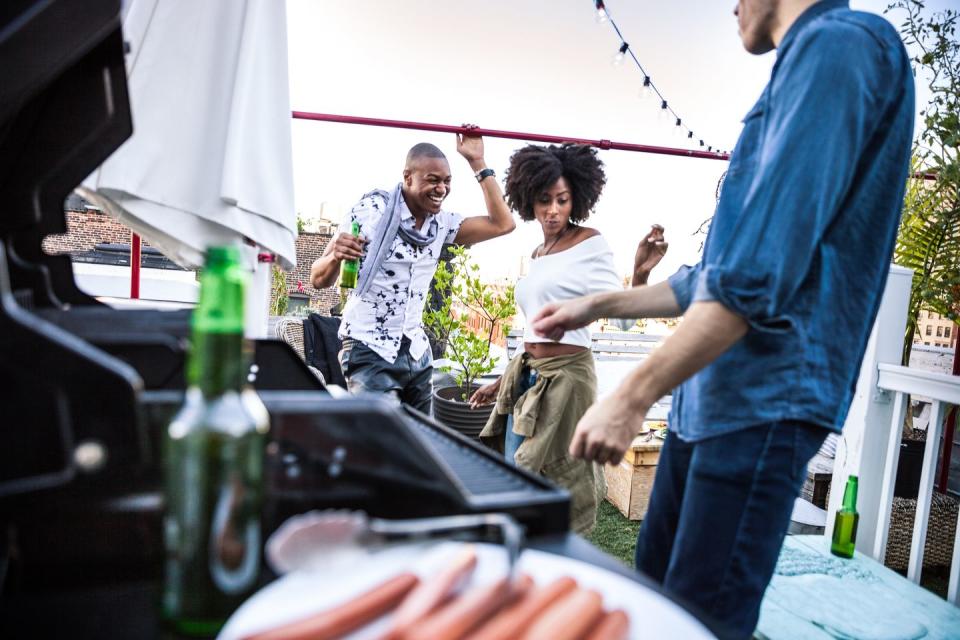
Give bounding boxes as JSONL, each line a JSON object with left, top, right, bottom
{"left": 474, "top": 143, "right": 667, "bottom": 533}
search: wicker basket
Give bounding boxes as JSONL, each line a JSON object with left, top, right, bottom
{"left": 274, "top": 316, "right": 306, "bottom": 359}
{"left": 884, "top": 491, "right": 959, "bottom": 571}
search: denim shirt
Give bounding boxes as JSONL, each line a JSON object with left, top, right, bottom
{"left": 666, "top": 0, "right": 914, "bottom": 442}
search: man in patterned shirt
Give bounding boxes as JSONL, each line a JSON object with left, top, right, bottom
{"left": 310, "top": 129, "right": 515, "bottom": 412}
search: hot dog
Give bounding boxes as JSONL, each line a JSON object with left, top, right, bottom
{"left": 382, "top": 545, "right": 479, "bottom": 640}
{"left": 465, "top": 576, "right": 578, "bottom": 640}
{"left": 584, "top": 609, "right": 630, "bottom": 640}
{"left": 242, "top": 572, "right": 419, "bottom": 640}
{"left": 520, "top": 588, "right": 604, "bottom": 640}
{"left": 403, "top": 574, "right": 533, "bottom": 640}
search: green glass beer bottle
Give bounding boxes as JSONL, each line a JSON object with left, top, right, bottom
{"left": 163, "top": 246, "right": 269, "bottom": 636}
{"left": 831, "top": 475, "right": 859, "bottom": 559}
{"left": 339, "top": 221, "right": 360, "bottom": 289}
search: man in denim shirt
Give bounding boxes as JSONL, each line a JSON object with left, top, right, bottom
{"left": 532, "top": 0, "right": 913, "bottom": 636}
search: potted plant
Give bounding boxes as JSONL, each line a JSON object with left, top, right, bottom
{"left": 424, "top": 245, "right": 516, "bottom": 437}
{"left": 287, "top": 279, "right": 310, "bottom": 314}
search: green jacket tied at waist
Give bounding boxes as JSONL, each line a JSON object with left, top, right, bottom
{"left": 480, "top": 349, "right": 605, "bottom": 534}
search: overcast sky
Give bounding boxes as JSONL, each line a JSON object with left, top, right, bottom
{"left": 286, "top": 0, "right": 946, "bottom": 282}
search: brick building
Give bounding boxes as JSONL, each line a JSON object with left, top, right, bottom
{"left": 914, "top": 307, "right": 958, "bottom": 350}
{"left": 45, "top": 201, "right": 342, "bottom": 314}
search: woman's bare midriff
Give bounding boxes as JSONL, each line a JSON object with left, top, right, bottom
{"left": 523, "top": 341, "right": 588, "bottom": 359}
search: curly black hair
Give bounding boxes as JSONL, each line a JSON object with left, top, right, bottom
{"left": 503, "top": 144, "right": 606, "bottom": 223}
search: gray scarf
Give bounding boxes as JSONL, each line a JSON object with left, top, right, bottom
{"left": 354, "top": 182, "right": 438, "bottom": 298}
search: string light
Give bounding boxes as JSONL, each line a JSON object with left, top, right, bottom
{"left": 596, "top": 1, "right": 724, "bottom": 153}
{"left": 658, "top": 99, "right": 670, "bottom": 123}
{"left": 612, "top": 42, "right": 629, "bottom": 66}
{"left": 639, "top": 75, "right": 653, "bottom": 100}
{"left": 673, "top": 117, "right": 684, "bottom": 137}
{"left": 595, "top": 0, "right": 609, "bottom": 23}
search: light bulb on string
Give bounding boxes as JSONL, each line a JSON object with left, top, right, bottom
{"left": 595, "top": 0, "right": 609, "bottom": 23}
{"left": 673, "top": 117, "right": 684, "bottom": 137}
{"left": 658, "top": 100, "right": 672, "bottom": 124}
{"left": 639, "top": 76, "right": 654, "bottom": 100}
{"left": 612, "top": 42, "right": 629, "bottom": 66}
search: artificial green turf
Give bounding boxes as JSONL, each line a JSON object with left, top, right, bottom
{"left": 586, "top": 499, "right": 642, "bottom": 566}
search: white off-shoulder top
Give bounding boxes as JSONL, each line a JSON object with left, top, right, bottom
{"left": 515, "top": 235, "right": 629, "bottom": 348}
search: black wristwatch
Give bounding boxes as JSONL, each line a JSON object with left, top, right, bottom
{"left": 474, "top": 168, "right": 496, "bottom": 183}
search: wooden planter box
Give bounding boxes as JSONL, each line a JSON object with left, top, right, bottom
{"left": 604, "top": 433, "right": 664, "bottom": 521}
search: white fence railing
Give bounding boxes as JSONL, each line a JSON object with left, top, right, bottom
{"left": 872, "top": 364, "right": 960, "bottom": 604}
{"left": 506, "top": 328, "right": 662, "bottom": 361}
{"left": 830, "top": 265, "right": 959, "bottom": 607}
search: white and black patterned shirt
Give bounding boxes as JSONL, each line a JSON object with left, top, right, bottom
{"left": 339, "top": 191, "right": 463, "bottom": 363}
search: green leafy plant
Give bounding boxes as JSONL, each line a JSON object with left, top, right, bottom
{"left": 269, "top": 264, "right": 288, "bottom": 316}
{"left": 423, "top": 245, "right": 516, "bottom": 399}
{"left": 888, "top": 1, "right": 960, "bottom": 364}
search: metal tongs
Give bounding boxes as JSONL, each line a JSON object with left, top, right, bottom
{"left": 266, "top": 510, "right": 524, "bottom": 578}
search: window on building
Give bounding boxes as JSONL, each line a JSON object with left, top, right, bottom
{"left": 924, "top": 341, "right": 930, "bottom": 345}
{"left": 926, "top": 325, "right": 932, "bottom": 336}
{"left": 937, "top": 326, "right": 944, "bottom": 337}
{"left": 946, "top": 326, "right": 952, "bottom": 338}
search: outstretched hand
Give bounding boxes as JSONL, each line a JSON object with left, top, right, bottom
{"left": 468, "top": 379, "right": 499, "bottom": 409}
{"left": 456, "top": 123, "right": 485, "bottom": 165}
{"left": 569, "top": 391, "right": 649, "bottom": 466}
{"left": 530, "top": 296, "right": 597, "bottom": 342}
{"left": 634, "top": 224, "right": 668, "bottom": 278}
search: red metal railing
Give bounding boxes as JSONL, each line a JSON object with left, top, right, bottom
{"left": 291, "top": 111, "right": 939, "bottom": 182}
{"left": 130, "top": 231, "right": 141, "bottom": 299}
{"left": 292, "top": 111, "right": 732, "bottom": 161}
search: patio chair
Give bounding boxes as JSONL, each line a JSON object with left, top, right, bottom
{"left": 273, "top": 316, "right": 327, "bottom": 386}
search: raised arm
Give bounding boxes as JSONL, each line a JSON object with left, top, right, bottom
{"left": 631, "top": 224, "right": 668, "bottom": 286}
{"left": 451, "top": 126, "right": 515, "bottom": 245}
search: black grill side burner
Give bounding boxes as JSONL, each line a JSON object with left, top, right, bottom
{"left": 0, "top": 2, "right": 569, "bottom": 632}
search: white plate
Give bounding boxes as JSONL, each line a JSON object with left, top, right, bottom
{"left": 219, "top": 542, "right": 715, "bottom": 640}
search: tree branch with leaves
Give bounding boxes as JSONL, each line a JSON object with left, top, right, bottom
{"left": 888, "top": 1, "right": 959, "bottom": 364}
{"left": 423, "top": 245, "right": 516, "bottom": 399}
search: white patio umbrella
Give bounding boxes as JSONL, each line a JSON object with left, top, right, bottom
{"left": 80, "top": 0, "right": 297, "bottom": 336}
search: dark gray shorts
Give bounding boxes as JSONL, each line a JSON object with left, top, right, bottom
{"left": 339, "top": 337, "right": 433, "bottom": 413}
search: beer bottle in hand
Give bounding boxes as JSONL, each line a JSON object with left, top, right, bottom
{"left": 831, "top": 475, "right": 859, "bottom": 559}
{"left": 163, "top": 245, "right": 269, "bottom": 636}
{"left": 339, "top": 221, "right": 360, "bottom": 289}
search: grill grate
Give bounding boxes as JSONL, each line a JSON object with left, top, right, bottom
{"left": 407, "top": 418, "right": 541, "bottom": 495}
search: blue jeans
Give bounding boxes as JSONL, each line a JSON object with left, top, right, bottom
{"left": 504, "top": 369, "right": 537, "bottom": 464}
{"left": 635, "top": 421, "right": 828, "bottom": 639}
{"left": 339, "top": 337, "right": 433, "bottom": 414}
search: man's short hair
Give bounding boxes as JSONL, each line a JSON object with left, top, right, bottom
{"left": 405, "top": 143, "right": 447, "bottom": 168}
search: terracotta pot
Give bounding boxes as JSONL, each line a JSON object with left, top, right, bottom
{"left": 432, "top": 385, "right": 494, "bottom": 440}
